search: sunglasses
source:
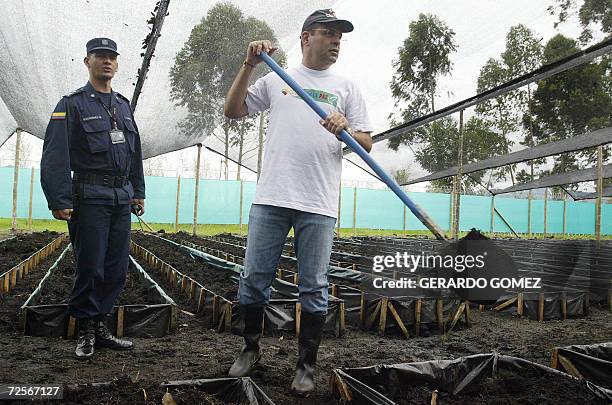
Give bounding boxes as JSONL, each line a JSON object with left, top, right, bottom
{"left": 308, "top": 28, "right": 343, "bottom": 40}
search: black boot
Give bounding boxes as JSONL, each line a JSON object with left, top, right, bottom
{"left": 291, "top": 311, "right": 326, "bottom": 397}
{"left": 228, "top": 305, "right": 264, "bottom": 377}
{"left": 94, "top": 316, "right": 133, "bottom": 350}
{"left": 74, "top": 318, "right": 95, "bottom": 359}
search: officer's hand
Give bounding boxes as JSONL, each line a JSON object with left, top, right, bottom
{"left": 320, "top": 112, "right": 349, "bottom": 139}
{"left": 131, "top": 199, "right": 145, "bottom": 216}
{"left": 52, "top": 209, "right": 73, "bottom": 221}
{"left": 246, "top": 40, "right": 277, "bottom": 66}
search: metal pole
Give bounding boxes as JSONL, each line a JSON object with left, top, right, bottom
{"left": 11, "top": 129, "right": 21, "bottom": 232}
{"left": 239, "top": 180, "right": 244, "bottom": 235}
{"left": 543, "top": 187, "right": 548, "bottom": 237}
{"left": 28, "top": 167, "right": 35, "bottom": 230}
{"left": 175, "top": 175, "right": 181, "bottom": 233}
{"left": 596, "top": 145, "right": 603, "bottom": 247}
{"left": 259, "top": 51, "right": 447, "bottom": 240}
{"left": 490, "top": 195, "right": 495, "bottom": 234}
{"left": 337, "top": 183, "right": 342, "bottom": 237}
{"left": 257, "top": 112, "right": 265, "bottom": 181}
{"left": 193, "top": 144, "right": 202, "bottom": 236}
{"left": 453, "top": 110, "right": 464, "bottom": 240}
{"left": 352, "top": 187, "right": 357, "bottom": 236}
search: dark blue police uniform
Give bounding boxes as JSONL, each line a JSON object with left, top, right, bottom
{"left": 40, "top": 81, "right": 145, "bottom": 320}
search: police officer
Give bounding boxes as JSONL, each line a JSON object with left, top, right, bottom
{"left": 40, "top": 38, "right": 145, "bottom": 359}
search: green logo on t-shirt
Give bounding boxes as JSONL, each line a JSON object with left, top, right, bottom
{"left": 303, "top": 89, "right": 338, "bottom": 107}
{"left": 281, "top": 87, "right": 338, "bottom": 107}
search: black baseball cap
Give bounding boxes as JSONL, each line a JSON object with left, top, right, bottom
{"left": 302, "top": 9, "right": 353, "bottom": 33}
{"left": 86, "top": 38, "right": 119, "bottom": 55}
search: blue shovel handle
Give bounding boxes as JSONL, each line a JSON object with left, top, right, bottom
{"left": 258, "top": 51, "right": 448, "bottom": 240}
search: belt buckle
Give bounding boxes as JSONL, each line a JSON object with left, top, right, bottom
{"left": 102, "top": 175, "right": 111, "bottom": 187}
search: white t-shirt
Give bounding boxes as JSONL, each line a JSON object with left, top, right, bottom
{"left": 245, "top": 64, "right": 373, "bottom": 218}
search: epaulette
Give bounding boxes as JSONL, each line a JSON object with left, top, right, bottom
{"left": 63, "top": 87, "right": 86, "bottom": 98}
{"left": 115, "top": 92, "right": 131, "bottom": 103}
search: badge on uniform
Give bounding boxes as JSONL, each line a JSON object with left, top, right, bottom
{"left": 109, "top": 129, "right": 126, "bottom": 144}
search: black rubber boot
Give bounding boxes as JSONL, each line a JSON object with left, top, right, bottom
{"left": 74, "top": 318, "right": 95, "bottom": 359}
{"left": 228, "top": 305, "right": 265, "bottom": 377}
{"left": 94, "top": 316, "right": 133, "bottom": 350}
{"left": 291, "top": 311, "right": 326, "bottom": 397}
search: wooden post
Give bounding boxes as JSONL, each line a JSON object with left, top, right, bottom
{"left": 452, "top": 110, "right": 464, "bottom": 240}
{"left": 337, "top": 183, "right": 342, "bottom": 237}
{"left": 193, "top": 144, "right": 202, "bottom": 236}
{"left": 378, "top": 297, "right": 388, "bottom": 336}
{"left": 352, "top": 187, "right": 357, "bottom": 236}
{"left": 415, "top": 299, "right": 422, "bottom": 337}
{"left": 27, "top": 167, "right": 35, "bottom": 230}
{"left": 490, "top": 195, "right": 495, "bottom": 234}
{"left": 175, "top": 175, "right": 181, "bottom": 233}
{"left": 239, "top": 180, "right": 244, "bottom": 235}
{"left": 538, "top": 293, "right": 545, "bottom": 322}
{"left": 527, "top": 190, "right": 532, "bottom": 238}
{"left": 595, "top": 145, "right": 603, "bottom": 248}
{"left": 257, "top": 112, "right": 265, "bottom": 180}
{"left": 562, "top": 196, "right": 567, "bottom": 238}
{"left": 116, "top": 306, "right": 125, "bottom": 337}
{"left": 450, "top": 176, "right": 456, "bottom": 239}
{"left": 11, "top": 129, "right": 21, "bottom": 232}
{"left": 543, "top": 188, "right": 548, "bottom": 237}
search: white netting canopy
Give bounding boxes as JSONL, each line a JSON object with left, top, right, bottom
{"left": 0, "top": 0, "right": 333, "bottom": 161}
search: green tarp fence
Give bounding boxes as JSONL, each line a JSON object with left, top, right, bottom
{"left": 1, "top": 167, "right": 610, "bottom": 235}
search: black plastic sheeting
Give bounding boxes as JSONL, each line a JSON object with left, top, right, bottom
{"left": 567, "top": 185, "right": 612, "bottom": 200}
{"left": 335, "top": 353, "right": 612, "bottom": 404}
{"left": 153, "top": 236, "right": 344, "bottom": 334}
{"left": 403, "top": 127, "right": 612, "bottom": 185}
{"left": 20, "top": 247, "right": 176, "bottom": 338}
{"left": 162, "top": 377, "right": 275, "bottom": 405}
{"left": 554, "top": 342, "right": 612, "bottom": 390}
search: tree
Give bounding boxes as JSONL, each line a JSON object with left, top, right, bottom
{"left": 388, "top": 13, "right": 457, "bottom": 140}
{"left": 548, "top": 0, "right": 611, "bottom": 44}
{"left": 526, "top": 34, "right": 612, "bottom": 185}
{"left": 169, "top": 2, "right": 285, "bottom": 178}
{"left": 392, "top": 168, "right": 410, "bottom": 185}
{"left": 476, "top": 25, "right": 544, "bottom": 186}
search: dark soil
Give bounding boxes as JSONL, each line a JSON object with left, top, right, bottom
{"left": 0, "top": 232, "right": 610, "bottom": 405}
{"left": 0, "top": 231, "right": 59, "bottom": 274}
{"left": 35, "top": 252, "right": 159, "bottom": 306}
{"left": 394, "top": 367, "right": 605, "bottom": 404}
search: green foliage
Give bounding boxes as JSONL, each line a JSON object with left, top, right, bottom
{"left": 389, "top": 13, "right": 458, "bottom": 125}
{"left": 527, "top": 34, "right": 612, "bottom": 177}
{"left": 169, "top": 2, "right": 286, "bottom": 140}
{"left": 548, "top": 0, "right": 611, "bottom": 44}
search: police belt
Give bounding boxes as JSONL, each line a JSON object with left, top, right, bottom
{"left": 73, "top": 172, "right": 128, "bottom": 188}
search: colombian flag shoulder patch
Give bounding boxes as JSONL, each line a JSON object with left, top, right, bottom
{"left": 51, "top": 112, "right": 66, "bottom": 120}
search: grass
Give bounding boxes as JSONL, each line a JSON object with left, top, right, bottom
{"left": 1, "top": 218, "right": 610, "bottom": 240}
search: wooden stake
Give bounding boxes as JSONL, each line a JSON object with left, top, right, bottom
{"left": 561, "top": 293, "right": 567, "bottom": 320}
{"left": 174, "top": 175, "right": 181, "bottom": 232}
{"left": 116, "top": 307, "right": 125, "bottom": 338}
{"left": 388, "top": 301, "right": 409, "bottom": 338}
{"left": 550, "top": 348, "right": 559, "bottom": 369}
{"left": 464, "top": 300, "right": 471, "bottom": 326}
{"left": 431, "top": 390, "right": 438, "bottom": 405}
{"left": 212, "top": 295, "right": 220, "bottom": 326}
{"left": 493, "top": 296, "right": 517, "bottom": 311}
{"left": 338, "top": 301, "right": 345, "bottom": 336}
{"left": 448, "top": 302, "right": 466, "bottom": 331}
{"left": 67, "top": 316, "right": 76, "bottom": 338}
{"left": 28, "top": 167, "right": 35, "bottom": 230}
{"left": 436, "top": 298, "right": 444, "bottom": 332}
{"left": 538, "top": 293, "right": 545, "bottom": 322}
{"left": 558, "top": 355, "right": 584, "bottom": 379}
{"left": 193, "top": 144, "right": 202, "bottom": 236}
{"left": 543, "top": 188, "right": 548, "bottom": 237}
{"left": 517, "top": 293, "right": 524, "bottom": 316}
{"left": 197, "top": 288, "right": 205, "bottom": 313}
{"left": 359, "top": 292, "right": 366, "bottom": 328}
{"left": 295, "top": 302, "right": 302, "bottom": 337}
{"left": 415, "top": 299, "right": 422, "bottom": 337}
{"left": 595, "top": 145, "right": 603, "bottom": 248}
{"left": 365, "top": 300, "right": 381, "bottom": 330}
{"left": 378, "top": 297, "right": 388, "bottom": 336}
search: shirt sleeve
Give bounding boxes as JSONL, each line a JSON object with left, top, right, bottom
{"left": 245, "top": 73, "right": 272, "bottom": 115}
{"left": 345, "top": 81, "right": 374, "bottom": 133}
{"left": 40, "top": 98, "right": 74, "bottom": 210}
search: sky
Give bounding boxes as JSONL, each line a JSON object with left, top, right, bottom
{"left": 0, "top": 0, "right": 605, "bottom": 192}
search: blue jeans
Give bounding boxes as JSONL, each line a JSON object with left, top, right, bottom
{"left": 238, "top": 204, "right": 336, "bottom": 315}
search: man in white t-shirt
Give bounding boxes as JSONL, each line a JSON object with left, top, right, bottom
{"left": 224, "top": 9, "right": 373, "bottom": 396}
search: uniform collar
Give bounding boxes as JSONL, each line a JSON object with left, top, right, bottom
{"left": 84, "top": 81, "right": 123, "bottom": 104}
